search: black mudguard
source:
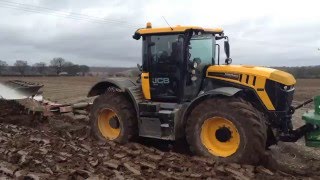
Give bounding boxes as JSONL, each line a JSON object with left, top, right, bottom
{"left": 185, "top": 87, "right": 243, "bottom": 115}
{"left": 87, "top": 78, "right": 136, "bottom": 97}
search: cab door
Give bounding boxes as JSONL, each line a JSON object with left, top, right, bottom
{"left": 146, "top": 34, "right": 184, "bottom": 102}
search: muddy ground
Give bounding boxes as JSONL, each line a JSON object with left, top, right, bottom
{"left": 1, "top": 100, "right": 319, "bottom": 180}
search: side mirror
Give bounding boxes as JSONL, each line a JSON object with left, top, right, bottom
{"left": 137, "top": 64, "right": 142, "bottom": 71}
{"left": 132, "top": 32, "right": 141, "bottom": 40}
{"left": 224, "top": 40, "right": 230, "bottom": 58}
{"left": 225, "top": 58, "right": 232, "bottom": 65}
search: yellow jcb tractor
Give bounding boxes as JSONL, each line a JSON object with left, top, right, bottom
{"left": 87, "top": 23, "right": 317, "bottom": 165}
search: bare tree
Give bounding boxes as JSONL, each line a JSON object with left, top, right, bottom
{"left": 14, "top": 60, "right": 28, "bottom": 75}
{"left": 63, "top": 61, "right": 74, "bottom": 67}
{"left": 63, "top": 61, "right": 80, "bottom": 75}
{"left": 33, "top": 62, "right": 47, "bottom": 75}
{"left": 79, "top": 65, "right": 90, "bottom": 76}
{"left": 50, "top": 57, "right": 65, "bottom": 75}
{"left": 0, "top": 60, "right": 8, "bottom": 75}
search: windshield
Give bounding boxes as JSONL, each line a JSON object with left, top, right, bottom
{"left": 189, "top": 33, "right": 215, "bottom": 65}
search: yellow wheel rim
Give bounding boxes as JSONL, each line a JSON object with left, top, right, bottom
{"left": 201, "top": 117, "right": 240, "bottom": 157}
{"left": 98, "top": 108, "right": 121, "bottom": 140}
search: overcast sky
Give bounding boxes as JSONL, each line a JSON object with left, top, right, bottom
{"left": 0, "top": 0, "right": 319, "bottom": 67}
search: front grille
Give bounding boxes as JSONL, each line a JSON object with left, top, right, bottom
{"left": 265, "top": 79, "right": 295, "bottom": 111}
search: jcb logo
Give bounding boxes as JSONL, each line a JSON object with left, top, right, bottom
{"left": 152, "top": 77, "right": 170, "bottom": 84}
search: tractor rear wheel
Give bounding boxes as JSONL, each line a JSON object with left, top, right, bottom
{"left": 90, "top": 92, "right": 137, "bottom": 144}
{"left": 186, "top": 97, "right": 267, "bottom": 165}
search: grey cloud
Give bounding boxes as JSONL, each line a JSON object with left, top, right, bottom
{"left": 221, "top": 17, "right": 320, "bottom": 66}
{"left": 0, "top": 0, "right": 319, "bottom": 67}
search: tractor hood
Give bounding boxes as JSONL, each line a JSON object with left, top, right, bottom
{"left": 206, "top": 65, "right": 296, "bottom": 86}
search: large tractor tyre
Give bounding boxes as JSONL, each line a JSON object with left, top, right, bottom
{"left": 186, "top": 97, "right": 267, "bottom": 165}
{"left": 90, "top": 92, "right": 138, "bottom": 144}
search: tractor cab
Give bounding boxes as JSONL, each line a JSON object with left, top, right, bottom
{"left": 133, "top": 22, "right": 228, "bottom": 102}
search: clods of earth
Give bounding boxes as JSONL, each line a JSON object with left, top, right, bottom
{"left": 0, "top": 100, "right": 319, "bottom": 179}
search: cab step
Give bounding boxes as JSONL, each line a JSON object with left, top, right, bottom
{"left": 138, "top": 102, "right": 180, "bottom": 140}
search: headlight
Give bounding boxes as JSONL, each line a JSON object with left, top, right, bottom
{"left": 281, "top": 84, "right": 294, "bottom": 91}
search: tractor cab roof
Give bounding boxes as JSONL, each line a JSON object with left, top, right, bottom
{"left": 133, "top": 22, "right": 223, "bottom": 40}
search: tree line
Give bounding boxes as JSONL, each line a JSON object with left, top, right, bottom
{"left": 0, "top": 58, "right": 90, "bottom": 76}
{"left": 1, "top": 59, "right": 319, "bottom": 78}
{"left": 274, "top": 66, "right": 320, "bottom": 79}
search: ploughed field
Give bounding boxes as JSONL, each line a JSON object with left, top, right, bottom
{"left": 0, "top": 77, "right": 320, "bottom": 179}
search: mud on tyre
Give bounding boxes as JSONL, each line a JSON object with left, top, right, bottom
{"left": 186, "top": 97, "right": 267, "bottom": 165}
{"left": 90, "top": 92, "right": 137, "bottom": 144}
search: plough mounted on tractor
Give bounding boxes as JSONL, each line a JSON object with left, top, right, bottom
{"left": 0, "top": 80, "right": 91, "bottom": 119}
{"left": 1, "top": 22, "right": 320, "bottom": 165}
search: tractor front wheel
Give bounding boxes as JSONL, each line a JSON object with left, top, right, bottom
{"left": 186, "top": 97, "right": 267, "bottom": 165}
{"left": 90, "top": 92, "right": 137, "bottom": 144}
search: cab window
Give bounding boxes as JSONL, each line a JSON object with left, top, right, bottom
{"left": 189, "top": 34, "right": 215, "bottom": 65}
